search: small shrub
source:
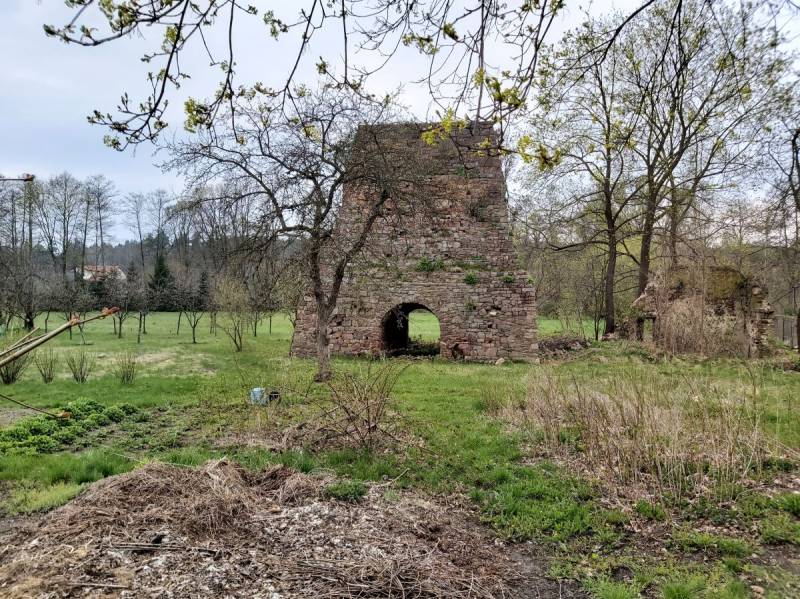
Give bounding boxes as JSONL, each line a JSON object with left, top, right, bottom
{"left": 674, "top": 530, "right": 752, "bottom": 557}
{"left": 635, "top": 500, "right": 667, "bottom": 521}
{"left": 104, "top": 406, "right": 126, "bottom": 423}
{"left": 33, "top": 349, "right": 58, "bottom": 384}
{"left": 761, "top": 513, "right": 800, "bottom": 545}
{"left": 776, "top": 492, "right": 800, "bottom": 517}
{"left": 501, "top": 273, "right": 515, "bottom": 284}
{"left": 464, "top": 272, "right": 478, "bottom": 285}
{"left": 324, "top": 479, "right": 367, "bottom": 502}
{"left": 319, "top": 362, "right": 406, "bottom": 451}
{"left": 113, "top": 351, "right": 137, "bottom": 385}
{"left": 661, "top": 576, "right": 706, "bottom": 599}
{"left": 65, "top": 350, "right": 96, "bottom": 383}
{"left": 415, "top": 257, "right": 444, "bottom": 273}
{"left": 0, "top": 353, "right": 32, "bottom": 385}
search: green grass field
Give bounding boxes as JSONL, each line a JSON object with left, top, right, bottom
{"left": 0, "top": 311, "right": 798, "bottom": 597}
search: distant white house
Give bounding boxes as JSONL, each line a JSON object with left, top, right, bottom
{"left": 82, "top": 265, "right": 126, "bottom": 282}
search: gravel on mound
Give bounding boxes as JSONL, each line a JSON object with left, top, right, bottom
{"left": 0, "top": 459, "right": 514, "bottom": 598}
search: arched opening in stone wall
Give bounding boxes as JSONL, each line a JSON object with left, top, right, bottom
{"left": 381, "top": 303, "right": 441, "bottom": 356}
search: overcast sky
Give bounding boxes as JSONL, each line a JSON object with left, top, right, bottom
{"left": 1, "top": 0, "right": 796, "bottom": 229}
{"left": 0, "top": 1, "right": 642, "bottom": 196}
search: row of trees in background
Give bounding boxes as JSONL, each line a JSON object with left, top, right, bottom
{"left": 0, "top": 173, "right": 301, "bottom": 346}
{"left": 3, "top": 0, "right": 798, "bottom": 376}
{"left": 514, "top": 0, "right": 800, "bottom": 342}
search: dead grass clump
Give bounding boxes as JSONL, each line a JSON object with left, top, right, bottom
{"left": 493, "top": 368, "right": 788, "bottom": 502}
{"left": 658, "top": 296, "right": 744, "bottom": 357}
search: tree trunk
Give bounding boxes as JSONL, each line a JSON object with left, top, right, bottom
{"left": 176, "top": 312, "right": 182, "bottom": 335}
{"left": 117, "top": 316, "right": 123, "bottom": 338}
{"left": 80, "top": 199, "right": 90, "bottom": 286}
{"left": 635, "top": 186, "right": 658, "bottom": 341}
{"left": 796, "top": 312, "right": 800, "bottom": 354}
{"left": 23, "top": 312, "right": 35, "bottom": 331}
{"left": 191, "top": 322, "right": 197, "bottom": 344}
{"left": 638, "top": 211, "right": 656, "bottom": 297}
{"left": 314, "top": 305, "right": 333, "bottom": 382}
{"left": 98, "top": 209, "right": 106, "bottom": 268}
{"left": 604, "top": 237, "right": 617, "bottom": 336}
{"left": 137, "top": 314, "right": 143, "bottom": 344}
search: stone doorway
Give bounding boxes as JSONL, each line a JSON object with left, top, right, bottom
{"left": 381, "top": 303, "right": 441, "bottom": 356}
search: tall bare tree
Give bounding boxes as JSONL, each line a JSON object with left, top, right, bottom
{"left": 167, "top": 88, "right": 421, "bottom": 378}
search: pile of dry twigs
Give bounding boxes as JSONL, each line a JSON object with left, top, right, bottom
{"left": 0, "top": 459, "right": 513, "bottom": 598}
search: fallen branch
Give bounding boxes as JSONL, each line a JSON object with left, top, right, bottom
{"left": 0, "top": 327, "right": 41, "bottom": 359}
{"left": 110, "top": 542, "right": 223, "bottom": 556}
{"left": 0, "top": 307, "right": 119, "bottom": 371}
{"left": 69, "top": 581, "right": 132, "bottom": 590}
{"left": 0, "top": 391, "right": 67, "bottom": 419}
{"left": 0, "top": 309, "right": 121, "bottom": 417}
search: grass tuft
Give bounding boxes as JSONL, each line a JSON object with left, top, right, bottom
{"left": 6, "top": 481, "right": 83, "bottom": 514}
{"left": 324, "top": 479, "right": 367, "bottom": 502}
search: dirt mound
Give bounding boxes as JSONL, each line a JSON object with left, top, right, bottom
{"left": 0, "top": 460, "right": 513, "bottom": 598}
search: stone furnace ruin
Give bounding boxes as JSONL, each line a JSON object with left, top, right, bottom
{"left": 291, "top": 123, "right": 538, "bottom": 362}
{"left": 631, "top": 265, "right": 774, "bottom": 358}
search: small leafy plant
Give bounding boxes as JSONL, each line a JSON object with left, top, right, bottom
{"left": 0, "top": 398, "right": 138, "bottom": 455}
{"left": 415, "top": 257, "right": 444, "bottom": 273}
{"left": 324, "top": 479, "right": 367, "bottom": 502}
{"left": 635, "top": 499, "right": 667, "bottom": 521}
{"left": 464, "top": 272, "right": 478, "bottom": 285}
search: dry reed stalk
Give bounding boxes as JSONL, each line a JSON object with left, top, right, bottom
{"left": 491, "top": 367, "right": 787, "bottom": 502}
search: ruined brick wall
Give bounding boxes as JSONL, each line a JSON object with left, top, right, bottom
{"left": 290, "top": 123, "right": 538, "bottom": 362}
{"left": 631, "top": 266, "right": 774, "bottom": 358}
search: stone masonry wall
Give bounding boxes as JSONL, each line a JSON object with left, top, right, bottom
{"left": 290, "top": 123, "right": 538, "bottom": 362}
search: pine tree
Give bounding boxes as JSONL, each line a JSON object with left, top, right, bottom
{"left": 197, "top": 270, "right": 210, "bottom": 311}
{"left": 148, "top": 254, "right": 175, "bottom": 310}
{"left": 125, "top": 261, "right": 138, "bottom": 284}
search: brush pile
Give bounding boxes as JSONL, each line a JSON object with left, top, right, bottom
{"left": 0, "top": 459, "right": 513, "bottom": 598}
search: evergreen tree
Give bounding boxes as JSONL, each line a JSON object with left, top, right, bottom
{"left": 197, "top": 270, "right": 210, "bottom": 311}
{"left": 148, "top": 254, "right": 176, "bottom": 310}
{"left": 125, "top": 260, "right": 138, "bottom": 283}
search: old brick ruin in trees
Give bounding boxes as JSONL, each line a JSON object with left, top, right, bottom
{"left": 631, "top": 265, "right": 774, "bottom": 358}
{"left": 291, "top": 123, "right": 538, "bottom": 362}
